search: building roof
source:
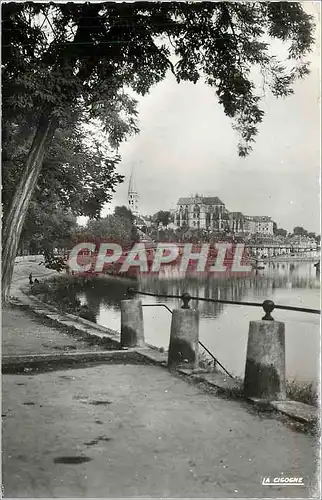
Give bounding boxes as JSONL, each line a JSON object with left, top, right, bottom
{"left": 288, "top": 234, "right": 316, "bottom": 242}
{"left": 229, "top": 211, "right": 244, "bottom": 217}
{"left": 177, "top": 196, "right": 224, "bottom": 206}
{"left": 245, "top": 215, "right": 272, "bottom": 222}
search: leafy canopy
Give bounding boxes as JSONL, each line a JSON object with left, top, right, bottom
{"left": 2, "top": 116, "right": 124, "bottom": 219}
{"left": 77, "top": 206, "right": 139, "bottom": 246}
{"left": 292, "top": 227, "right": 319, "bottom": 240}
{"left": 19, "top": 200, "right": 77, "bottom": 254}
{"left": 2, "top": 1, "right": 315, "bottom": 156}
{"left": 154, "top": 210, "right": 172, "bottom": 227}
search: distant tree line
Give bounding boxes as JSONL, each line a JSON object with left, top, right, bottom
{"left": 76, "top": 206, "right": 139, "bottom": 247}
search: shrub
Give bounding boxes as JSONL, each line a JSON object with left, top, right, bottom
{"left": 286, "top": 380, "right": 318, "bottom": 407}
{"left": 30, "top": 282, "right": 51, "bottom": 294}
{"left": 79, "top": 305, "right": 96, "bottom": 323}
{"left": 198, "top": 351, "right": 216, "bottom": 371}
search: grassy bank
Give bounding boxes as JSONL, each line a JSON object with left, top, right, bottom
{"left": 27, "top": 275, "right": 101, "bottom": 323}
{"left": 196, "top": 357, "right": 319, "bottom": 407}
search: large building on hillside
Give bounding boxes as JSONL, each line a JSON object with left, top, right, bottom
{"left": 244, "top": 215, "right": 274, "bottom": 235}
{"left": 228, "top": 212, "right": 245, "bottom": 233}
{"left": 174, "top": 195, "right": 274, "bottom": 235}
{"left": 174, "top": 195, "right": 226, "bottom": 231}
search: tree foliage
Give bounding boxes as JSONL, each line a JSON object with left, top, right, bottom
{"left": 3, "top": 118, "right": 124, "bottom": 219}
{"left": 2, "top": 2, "right": 315, "bottom": 155}
{"left": 292, "top": 227, "right": 319, "bottom": 241}
{"left": 293, "top": 226, "right": 308, "bottom": 236}
{"left": 19, "top": 200, "right": 77, "bottom": 254}
{"left": 79, "top": 206, "right": 139, "bottom": 246}
{"left": 273, "top": 222, "right": 287, "bottom": 238}
{"left": 114, "top": 205, "right": 135, "bottom": 223}
{"left": 154, "top": 210, "right": 171, "bottom": 227}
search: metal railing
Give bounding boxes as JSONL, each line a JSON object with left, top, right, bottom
{"left": 128, "top": 288, "right": 320, "bottom": 320}
{"left": 129, "top": 287, "right": 320, "bottom": 379}
{"left": 141, "top": 303, "right": 173, "bottom": 314}
{"left": 140, "top": 300, "right": 234, "bottom": 378}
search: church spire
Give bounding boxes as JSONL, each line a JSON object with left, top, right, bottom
{"left": 128, "top": 168, "right": 136, "bottom": 195}
{"left": 128, "top": 167, "right": 139, "bottom": 215}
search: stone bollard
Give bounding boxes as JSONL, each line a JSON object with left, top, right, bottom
{"left": 120, "top": 299, "right": 145, "bottom": 348}
{"left": 168, "top": 294, "right": 199, "bottom": 369}
{"left": 244, "top": 301, "right": 286, "bottom": 400}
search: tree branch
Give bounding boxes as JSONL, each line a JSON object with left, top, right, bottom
{"left": 221, "top": 3, "right": 241, "bottom": 67}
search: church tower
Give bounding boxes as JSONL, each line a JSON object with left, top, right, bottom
{"left": 128, "top": 168, "right": 139, "bottom": 215}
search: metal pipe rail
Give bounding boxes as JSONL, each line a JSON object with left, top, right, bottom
{"left": 141, "top": 302, "right": 234, "bottom": 379}
{"left": 129, "top": 288, "right": 320, "bottom": 320}
{"left": 141, "top": 303, "right": 173, "bottom": 314}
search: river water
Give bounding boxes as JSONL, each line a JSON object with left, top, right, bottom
{"left": 77, "top": 261, "right": 320, "bottom": 383}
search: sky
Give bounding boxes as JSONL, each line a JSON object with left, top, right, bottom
{"left": 84, "top": 1, "right": 321, "bottom": 234}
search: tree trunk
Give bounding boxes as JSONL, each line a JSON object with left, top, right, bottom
{"left": 2, "top": 115, "right": 58, "bottom": 301}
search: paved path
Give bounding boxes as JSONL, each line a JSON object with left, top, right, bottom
{"left": 3, "top": 261, "right": 107, "bottom": 356}
{"left": 2, "top": 304, "right": 107, "bottom": 356}
{"left": 9, "top": 260, "right": 59, "bottom": 298}
{"left": 11, "top": 259, "right": 58, "bottom": 282}
{"left": 2, "top": 364, "right": 318, "bottom": 498}
{"left": 2, "top": 262, "right": 319, "bottom": 498}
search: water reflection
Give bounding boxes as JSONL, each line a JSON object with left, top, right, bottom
{"left": 74, "top": 262, "right": 320, "bottom": 321}
{"left": 70, "top": 262, "right": 320, "bottom": 382}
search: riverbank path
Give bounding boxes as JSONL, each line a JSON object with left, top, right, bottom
{"left": 1, "top": 262, "right": 319, "bottom": 498}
